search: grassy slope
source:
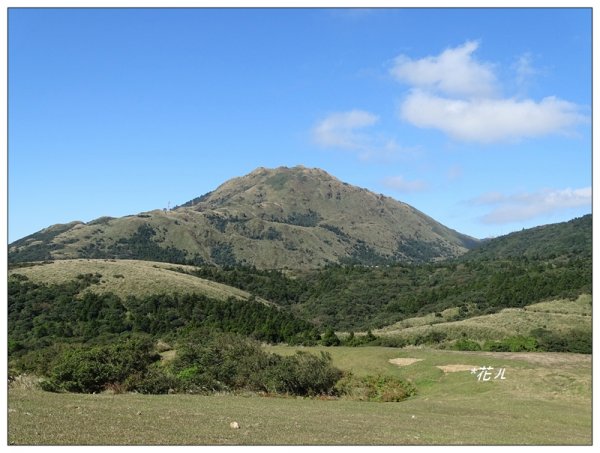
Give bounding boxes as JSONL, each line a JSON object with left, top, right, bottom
{"left": 8, "top": 347, "right": 591, "bottom": 445}
{"left": 8, "top": 259, "right": 264, "bottom": 302}
{"left": 9, "top": 166, "right": 476, "bottom": 268}
{"left": 374, "top": 294, "right": 592, "bottom": 341}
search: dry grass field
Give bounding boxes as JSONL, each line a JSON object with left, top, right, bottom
{"left": 8, "top": 346, "right": 591, "bottom": 445}
{"left": 374, "top": 294, "right": 592, "bottom": 342}
{"left": 8, "top": 259, "right": 265, "bottom": 302}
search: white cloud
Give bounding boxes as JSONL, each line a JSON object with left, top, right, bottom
{"left": 312, "top": 109, "right": 418, "bottom": 161}
{"left": 400, "top": 90, "right": 586, "bottom": 143}
{"left": 391, "top": 42, "right": 588, "bottom": 143}
{"left": 471, "top": 187, "right": 591, "bottom": 224}
{"left": 390, "top": 41, "right": 497, "bottom": 98}
{"left": 312, "top": 109, "right": 379, "bottom": 150}
{"left": 382, "top": 175, "right": 428, "bottom": 193}
{"left": 513, "top": 52, "right": 538, "bottom": 93}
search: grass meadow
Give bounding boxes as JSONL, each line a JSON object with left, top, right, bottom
{"left": 8, "top": 346, "right": 591, "bottom": 445}
{"left": 375, "top": 294, "right": 592, "bottom": 342}
{"left": 8, "top": 259, "right": 260, "bottom": 302}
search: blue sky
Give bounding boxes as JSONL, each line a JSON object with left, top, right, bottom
{"left": 8, "top": 7, "right": 592, "bottom": 243}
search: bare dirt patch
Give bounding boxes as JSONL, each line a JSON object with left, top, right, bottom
{"left": 436, "top": 364, "right": 475, "bottom": 373}
{"left": 388, "top": 358, "right": 423, "bottom": 367}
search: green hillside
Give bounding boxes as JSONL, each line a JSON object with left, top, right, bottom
{"left": 464, "top": 214, "right": 591, "bottom": 260}
{"left": 8, "top": 166, "right": 478, "bottom": 269}
{"left": 162, "top": 214, "right": 591, "bottom": 331}
{"left": 177, "top": 253, "right": 590, "bottom": 332}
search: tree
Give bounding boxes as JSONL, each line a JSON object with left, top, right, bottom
{"left": 321, "top": 327, "right": 341, "bottom": 346}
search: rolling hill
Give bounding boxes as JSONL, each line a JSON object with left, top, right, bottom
{"left": 9, "top": 166, "right": 479, "bottom": 269}
{"left": 7, "top": 259, "right": 268, "bottom": 302}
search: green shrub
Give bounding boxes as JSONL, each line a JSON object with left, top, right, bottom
{"left": 261, "top": 351, "right": 342, "bottom": 396}
{"left": 171, "top": 333, "right": 342, "bottom": 396}
{"left": 335, "top": 372, "right": 416, "bottom": 402}
{"left": 531, "top": 328, "right": 591, "bottom": 354}
{"left": 506, "top": 336, "right": 537, "bottom": 352}
{"left": 565, "top": 329, "right": 592, "bottom": 354}
{"left": 124, "top": 367, "right": 177, "bottom": 394}
{"left": 483, "top": 336, "right": 537, "bottom": 352}
{"left": 453, "top": 338, "right": 482, "bottom": 351}
{"left": 320, "top": 328, "right": 341, "bottom": 346}
{"left": 42, "top": 338, "right": 159, "bottom": 393}
{"left": 483, "top": 340, "right": 510, "bottom": 352}
{"left": 170, "top": 333, "right": 271, "bottom": 393}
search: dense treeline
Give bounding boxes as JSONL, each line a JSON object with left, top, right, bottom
{"left": 179, "top": 265, "right": 309, "bottom": 305}
{"left": 463, "top": 214, "right": 592, "bottom": 261}
{"left": 300, "top": 256, "right": 591, "bottom": 330}
{"left": 8, "top": 248, "right": 592, "bottom": 361}
{"left": 8, "top": 274, "right": 320, "bottom": 373}
{"left": 172, "top": 254, "right": 591, "bottom": 332}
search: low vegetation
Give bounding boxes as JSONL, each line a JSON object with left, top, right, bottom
{"left": 375, "top": 294, "right": 592, "bottom": 353}
{"left": 37, "top": 333, "right": 347, "bottom": 398}
{"left": 9, "top": 346, "right": 592, "bottom": 445}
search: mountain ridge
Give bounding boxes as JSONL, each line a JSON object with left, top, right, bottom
{"left": 11, "top": 165, "right": 480, "bottom": 269}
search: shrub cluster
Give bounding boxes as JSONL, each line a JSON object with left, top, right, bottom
{"left": 451, "top": 329, "right": 592, "bottom": 354}
{"left": 261, "top": 351, "right": 343, "bottom": 396}
{"left": 482, "top": 336, "right": 537, "bottom": 352}
{"left": 40, "top": 333, "right": 343, "bottom": 397}
{"left": 171, "top": 333, "right": 342, "bottom": 396}
{"left": 530, "top": 328, "right": 592, "bottom": 354}
{"left": 335, "top": 372, "right": 416, "bottom": 402}
{"left": 452, "top": 338, "right": 482, "bottom": 351}
{"left": 40, "top": 338, "right": 167, "bottom": 393}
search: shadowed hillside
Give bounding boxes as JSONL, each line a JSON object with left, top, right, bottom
{"left": 464, "top": 214, "right": 591, "bottom": 261}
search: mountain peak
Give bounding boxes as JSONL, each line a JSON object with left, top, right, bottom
{"left": 9, "top": 166, "right": 479, "bottom": 269}
{"left": 246, "top": 165, "right": 336, "bottom": 180}
{"left": 185, "top": 165, "right": 348, "bottom": 210}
